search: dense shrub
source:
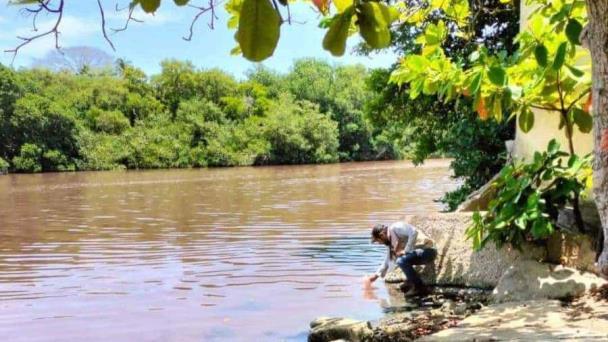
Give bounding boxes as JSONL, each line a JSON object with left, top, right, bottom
{"left": 7, "top": 58, "right": 526, "bottom": 179}
{"left": 258, "top": 95, "right": 339, "bottom": 165}
{"left": 0, "top": 59, "right": 399, "bottom": 174}
{"left": 0, "top": 157, "right": 8, "bottom": 173}
{"left": 202, "top": 121, "right": 269, "bottom": 167}
{"left": 365, "top": 68, "right": 515, "bottom": 210}
{"left": 42, "top": 149, "right": 75, "bottom": 171}
{"left": 77, "top": 131, "right": 127, "bottom": 170}
{"left": 88, "top": 107, "right": 130, "bottom": 134}
{"left": 12, "top": 143, "right": 43, "bottom": 173}
{"left": 467, "top": 140, "right": 591, "bottom": 251}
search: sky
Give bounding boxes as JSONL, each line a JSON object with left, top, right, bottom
{"left": 0, "top": 1, "right": 399, "bottom": 77}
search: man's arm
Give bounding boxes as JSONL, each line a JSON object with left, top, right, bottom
{"left": 369, "top": 248, "right": 390, "bottom": 282}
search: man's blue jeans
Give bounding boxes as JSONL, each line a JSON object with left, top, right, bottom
{"left": 396, "top": 248, "right": 437, "bottom": 288}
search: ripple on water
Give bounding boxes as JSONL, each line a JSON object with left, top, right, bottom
{"left": 0, "top": 161, "right": 456, "bottom": 341}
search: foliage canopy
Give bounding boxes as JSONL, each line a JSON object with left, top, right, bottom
{"left": 0, "top": 59, "right": 406, "bottom": 173}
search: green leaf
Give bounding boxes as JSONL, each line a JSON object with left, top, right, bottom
{"left": 531, "top": 219, "right": 547, "bottom": 239}
{"left": 566, "top": 64, "right": 585, "bottom": 77}
{"left": 519, "top": 108, "right": 535, "bottom": 133}
{"left": 526, "top": 191, "right": 540, "bottom": 210}
{"left": 8, "top": 0, "right": 43, "bottom": 4}
{"left": 357, "top": 2, "right": 392, "bottom": 49}
{"left": 467, "top": 71, "right": 483, "bottom": 95}
{"left": 174, "top": 0, "right": 190, "bottom": 5}
{"left": 236, "top": 0, "right": 281, "bottom": 62}
{"left": 423, "top": 78, "right": 439, "bottom": 95}
{"left": 334, "top": 0, "right": 352, "bottom": 12}
{"left": 469, "top": 51, "right": 480, "bottom": 62}
{"left": 492, "top": 95, "right": 503, "bottom": 121}
{"left": 409, "top": 79, "right": 424, "bottom": 99}
{"left": 547, "top": 139, "right": 560, "bottom": 155}
{"left": 552, "top": 42, "right": 568, "bottom": 70}
{"left": 565, "top": 19, "right": 583, "bottom": 45}
{"left": 322, "top": 9, "right": 353, "bottom": 57}
{"left": 423, "top": 21, "right": 447, "bottom": 45}
{"left": 572, "top": 107, "right": 593, "bottom": 133}
{"left": 534, "top": 44, "right": 548, "bottom": 67}
{"left": 406, "top": 55, "right": 428, "bottom": 70}
{"left": 138, "top": 0, "right": 161, "bottom": 13}
{"left": 488, "top": 66, "right": 506, "bottom": 86}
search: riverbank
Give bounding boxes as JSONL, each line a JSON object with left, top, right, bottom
{"left": 310, "top": 285, "right": 608, "bottom": 341}
{"left": 308, "top": 213, "right": 608, "bottom": 341}
{"left": 421, "top": 293, "right": 608, "bottom": 341}
{"left": 309, "top": 284, "right": 490, "bottom": 342}
{"left": 0, "top": 158, "right": 452, "bottom": 176}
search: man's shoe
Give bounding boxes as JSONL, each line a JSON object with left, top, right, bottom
{"left": 404, "top": 285, "right": 432, "bottom": 297}
{"left": 399, "top": 281, "right": 412, "bottom": 293}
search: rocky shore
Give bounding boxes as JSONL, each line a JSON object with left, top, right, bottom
{"left": 309, "top": 284, "right": 490, "bottom": 342}
{"left": 308, "top": 213, "right": 607, "bottom": 341}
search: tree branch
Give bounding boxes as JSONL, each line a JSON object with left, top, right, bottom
{"left": 97, "top": 0, "right": 116, "bottom": 51}
{"left": 183, "top": 0, "right": 224, "bottom": 41}
{"left": 5, "top": 0, "right": 65, "bottom": 64}
{"left": 530, "top": 104, "right": 560, "bottom": 112}
{"left": 112, "top": 4, "right": 144, "bottom": 33}
{"left": 565, "top": 88, "right": 592, "bottom": 114}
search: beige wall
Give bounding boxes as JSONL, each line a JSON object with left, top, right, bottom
{"left": 513, "top": 2, "right": 593, "bottom": 161}
{"left": 512, "top": 110, "right": 594, "bottom": 160}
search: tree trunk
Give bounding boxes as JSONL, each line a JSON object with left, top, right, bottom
{"left": 585, "top": 0, "right": 608, "bottom": 276}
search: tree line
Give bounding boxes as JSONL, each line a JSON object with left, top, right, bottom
{"left": 0, "top": 57, "right": 511, "bottom": 210}
{"left": 0, "top": 58, "right": 406, "bottom": 174}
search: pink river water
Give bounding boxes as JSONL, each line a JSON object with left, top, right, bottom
{"left": 0, "top": 160, "right": 456, "bottom": 341}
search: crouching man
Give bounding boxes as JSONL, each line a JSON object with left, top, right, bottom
{"left": 367, "top": 221, "right": 436, "bottom": 296}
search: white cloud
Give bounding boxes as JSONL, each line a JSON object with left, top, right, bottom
{"left": 1, "top": 15, "right": 100, "bottom": 65}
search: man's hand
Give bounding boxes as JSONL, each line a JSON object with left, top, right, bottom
{"left": 367, "top": 274, "right": 379, "bottom": 283}
{"left": 395, "top": 250, "right": 406, "bottom": 257}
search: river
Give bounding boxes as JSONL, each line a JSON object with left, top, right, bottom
{"left": 0, "top": 160, "right": 456, "bottom": 341}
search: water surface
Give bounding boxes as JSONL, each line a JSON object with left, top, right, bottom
{"left": 0, "top": 160, "right": 456, "bottom": 341}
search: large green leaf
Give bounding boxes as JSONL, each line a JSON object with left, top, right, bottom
{"left": 422, "top": 20, "right": 446, "bottom": 46}
{"left": 357, "top": 2, "right": 392, "bottom": 49}
{"left": 236, "top": 0, "right": 281, "bottom": 62}
{"left": 566, "top": 64, "right": 585, "bottom": 78}
{"left": 519, "top": 108, "right": 535, "bottom": 133}
{"left": 467, "top": 70, "right": 483, "bottom": 95}
{"left": 534, "top": 44, "right": 548, "bottom": 67}
{"left": 572, "top": 107, "right": 593, "bottom": 133}
{"left": 322, "top": 8, "right": 354, "bottom": 56}
{"left": 138, "top": 0, "right": 161, "bottom": 13}
{"left": 488, "top": 66, "right": 506, "bottom": 86}
{"left": 552, "top": 42, "right": 568, "bottom": 70}
{"left": 492, "top": 95, "right": 503, "bottom": 121}
{"left": 565, "top": 19, "right": 583, "bottom": 45}
{"left": 547, "top": 139, "right": 560, "bottom": 155}
{"left": 334, "top": 0, "right": 352, "bottom": 12}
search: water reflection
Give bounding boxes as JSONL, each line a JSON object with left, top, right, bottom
{"left": 0, "top": 160, "right": 456, "bottom": 341}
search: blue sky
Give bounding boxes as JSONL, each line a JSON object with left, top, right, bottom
{"left": 0, "top": 1, "right": 398, "bottom": 77}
